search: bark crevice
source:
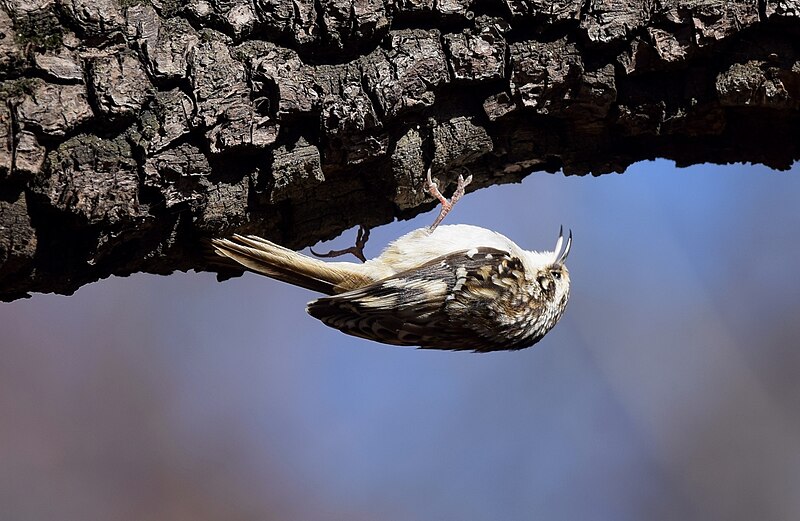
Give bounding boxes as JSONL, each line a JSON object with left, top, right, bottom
{"left": 0, "top": 0, "right": 798, "bottom": 300}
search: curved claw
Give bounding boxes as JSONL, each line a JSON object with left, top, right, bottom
{"left": 426, "top": 168, "right": 473, "bottom": 232}
{"left": 310, "top": 226, "right": 371, "bottom": 263}
{"left": 425, "top": 167, "right": 437, "bottom": 191}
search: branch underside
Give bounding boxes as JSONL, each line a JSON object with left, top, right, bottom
{"left": 0, "top": 0, "right": 799, "bottom": 300}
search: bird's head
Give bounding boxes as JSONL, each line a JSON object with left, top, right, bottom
{"left": 525, "top": 227, "right": 572, "bottom": 322}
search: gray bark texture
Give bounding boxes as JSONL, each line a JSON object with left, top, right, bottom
{"left": 0, "top": 0, "right": 799, "bottom": 300}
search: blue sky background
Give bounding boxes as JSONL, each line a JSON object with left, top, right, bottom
{"left": 2, "top": 159, "right": 800, "bottom": 520}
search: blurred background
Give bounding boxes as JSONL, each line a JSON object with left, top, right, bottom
{"left": 2, "top": 159, "right": 800, "bottom": 521}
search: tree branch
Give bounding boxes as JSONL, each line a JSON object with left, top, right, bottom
{"left": 1, "top": 0, "right": 798, "bottom": 299}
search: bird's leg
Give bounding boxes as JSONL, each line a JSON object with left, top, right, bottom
{"left": 426, "top": 167, "right": 473, "bottom": 232}
{"left": 310, "top": 225, "right": 371, "bottom": 263}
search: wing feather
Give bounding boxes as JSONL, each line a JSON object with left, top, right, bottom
{"left": 307, "top": 248, "right": 545, "bottom": 352}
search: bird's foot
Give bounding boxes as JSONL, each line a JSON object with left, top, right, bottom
{"left": 426, "top": 167, "right": 473, "bottom": 232}
{"left": 310, "top": 225, "right": 371, "bottom": 263}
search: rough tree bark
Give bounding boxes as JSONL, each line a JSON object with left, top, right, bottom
{"left": 0, "top": 0, "right": 798, "bottom": 300}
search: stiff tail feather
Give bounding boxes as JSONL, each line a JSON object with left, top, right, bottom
{"left": 211, "top": 234, "right": 373, "bottom": 295}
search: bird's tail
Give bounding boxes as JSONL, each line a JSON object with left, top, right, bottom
{"left": 210, "top": 234, "right": 373, "bottom": 295}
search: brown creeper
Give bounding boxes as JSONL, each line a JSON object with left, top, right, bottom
{"left": 212, "top": 171, "right": 572, "bottom": 352}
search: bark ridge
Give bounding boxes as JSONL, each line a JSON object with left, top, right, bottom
{"left": 0, "top": 0, "right": 799, "bottom": 299}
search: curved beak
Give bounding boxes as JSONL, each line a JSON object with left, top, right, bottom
{"left": 553, "top": 226, "right": 572, "bottom": 265}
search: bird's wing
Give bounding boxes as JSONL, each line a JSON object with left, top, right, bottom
{"left": 307, "top": 248, "right": 544, "bottom": 351}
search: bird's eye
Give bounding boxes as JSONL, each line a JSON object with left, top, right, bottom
{"left": 551, "top": 271, "right": 561, "bottom": 280}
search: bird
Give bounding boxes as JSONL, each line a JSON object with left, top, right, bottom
{"left": 211, "top": 169, "right": 572, "bottom": 352}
